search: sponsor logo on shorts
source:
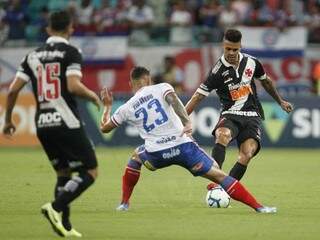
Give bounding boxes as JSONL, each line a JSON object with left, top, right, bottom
{"left": 162, "top": 148, "right": 180, "bottom": 159}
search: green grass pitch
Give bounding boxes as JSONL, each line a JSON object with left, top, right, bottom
{"left": 0, "top": 147, "right": 319, "bottom": 240}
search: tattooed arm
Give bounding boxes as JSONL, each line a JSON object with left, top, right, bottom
{"left": 165, "top": 92, "right": 192, "bottom": 137}
{"left": 260, "top": 76, "right": 293, "bottom": 113}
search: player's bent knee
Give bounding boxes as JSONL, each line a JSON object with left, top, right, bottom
{"left": 132, "top": 150, "right": 143, "bottom": 164}
{"left": 215, "top": 129, "right": 232, "bottom": 144}
{"left": 87, "top": 168, "right": 98, "bottom": 180}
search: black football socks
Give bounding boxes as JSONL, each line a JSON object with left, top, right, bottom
{"left": 52, "top": 172, "right": 95, "bottom": 213}
{"left": 229, "top": 162, "right": 247, "bottom": 180}
{"left": 55, "top": 176, "right": 72, "bottom": 230}
{"left": 211, "top": 143, "right": 226, "bottom": 168}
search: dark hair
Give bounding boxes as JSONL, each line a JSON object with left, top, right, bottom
{"left": 130, "top": 66, "right": 150, "bottom": 81}
{"left": 49, "top": 10, "right": 71, "bottom": 32}
{"left": 224, "top": 29, "right": 242, "bottom": 43}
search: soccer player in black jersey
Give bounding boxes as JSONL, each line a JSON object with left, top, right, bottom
{"left": 186, "top": 29, "right": 293, "bottom": 183}
{"left": 3, "top": 10, "right": 101, "bottom": 237}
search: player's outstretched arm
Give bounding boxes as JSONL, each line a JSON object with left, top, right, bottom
{"left": 185, "top": 92, "right": 206, "bottom": 115}
{"left": 3, "top": 77, "right": 26, "bottom": 137}
{"left": 165, "top": 92, "right": 192, "bottom": 137}
{"left": 260, "top": 76, "right": 293, "bottom": 113}
{"left": 67, "top": 75, "right": 101, "bottom": 110}
{"left": 100, "top": 87, "right": 117, "bottom": 133}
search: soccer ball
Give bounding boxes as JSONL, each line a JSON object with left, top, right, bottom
{"left": 205, "top": 186, "right": 231, "bottom": 208}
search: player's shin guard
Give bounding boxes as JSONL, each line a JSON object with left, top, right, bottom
{"left": 121, "top": 159, "right": 142, "bottom": 204}
{"left": 55, "top": 176, "right": 72, "bottom": 230}
{"left": 229, "top": 162, "right": 247, "bottom": 180}
{"left": 220, "top": 176, "right": 262, "bottom": 210}
{"left": 211, "top": 143, "right": 226, "bottom": 168}
{"left": 52, "top": 172, "right": 95, "bottom": 212}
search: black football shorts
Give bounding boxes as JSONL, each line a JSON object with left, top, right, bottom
{"left": 213, "top": 114, "right": 262, "bottom": 156}
{"left": 37, "top": 127, "right": 98, "bottom": 171}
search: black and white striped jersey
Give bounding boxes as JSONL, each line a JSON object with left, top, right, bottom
{"left": 16, "top": 36, "right": 83, "bottom": 129}
{"left": 197, "top": 53, "right": 266, "bottom": 119}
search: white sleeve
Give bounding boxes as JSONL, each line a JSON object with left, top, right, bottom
{"left": 110, "top": 104, "right": 127, "bottom": 126}
{"left": 161, "top": 83, "right": 175, "bottom": 99}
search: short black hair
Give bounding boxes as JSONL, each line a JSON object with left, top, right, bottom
{"left": 49, "top": 10, "right": 71, "bottom": 32}
{"left": 224, "top": 29, "right": 242, "bottom": 43}
{"left": 130, "top": 66, "right": 150, "bottom": 81}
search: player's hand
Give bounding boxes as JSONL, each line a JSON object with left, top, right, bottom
{"left": 100, "top": 87, "right": 113, "bottom": 107}
{"left": 280, "top": 100, "right": 293, "bottom": 113}
{"left": 3, "top": 122, "right": 16, "bottom": 137}
{"left": 181, "top": 121, "right": 193, "bottom": 137}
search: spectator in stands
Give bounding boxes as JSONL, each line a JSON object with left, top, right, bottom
{"left": 273, "top": 0, "right": 297, "bottom": 31}
{"left": 70, "top": 0, "right": 95, "bottom": 32}
{"left": 93, "top": 0, "right": 115, "bottom": 32}
{"left": 169, "top": 0, "right": 193, "bottom": 45}
{"left": 231, "top": 0, "right": 251, "bottom": 23}
{"left": 156, "top": 55, "right": 184, "bottom": 94}
{"left": 0, "top": 7, "right": 9, "bottom": 45}
{"left": 33, "top": 6, "right": 49, "bottom": 42}
{"left": 127, "top": 0, "right": 154, "bottom": 45}
{"left": 93, "top": 0, "right": 130, "bottom": 33}
{"left": 3, "top": 0, "right": 28, "bottom": 40}
{"left": 304, "top": 2, "right": 320, "bottom": 43}
{"left": 219, "top": 0, "right": 239, "bottom": 29}
{"left": 47, "top": 0, "right": 70, "bottom": 12}
{"left": 199, "top": 0, "right": 223, "bottom": 42}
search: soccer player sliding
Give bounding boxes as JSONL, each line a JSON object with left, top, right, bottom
{"left": 100, "top": 66, "right": 277, "bottom": 214}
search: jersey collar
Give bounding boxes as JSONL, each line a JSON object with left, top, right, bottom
{"left": 221, "top": 52, "right": 243, "bottom": 68}
{"left": 46, "top": 36, "right": 69, "bottom": 45}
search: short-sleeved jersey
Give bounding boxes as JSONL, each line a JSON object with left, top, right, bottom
{"left": 197, "top": 53, "right": 266, "bottom": 119}
{"left": 16, "top": 36, "right": 83, "bottom": 129}
{"left": 111, "top": 83, "right": 192, "bottom": 152}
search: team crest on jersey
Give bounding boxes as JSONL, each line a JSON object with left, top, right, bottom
{"left": 245, "top": 68, "right": 253, "bottom": 78}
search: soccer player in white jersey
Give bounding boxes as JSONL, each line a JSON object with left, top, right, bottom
{"left": 100, "top": 66, "right": 276, "bottom": 213}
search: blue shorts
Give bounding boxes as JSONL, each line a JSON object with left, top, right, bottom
{"left": 137, "top": 142, "right": 214, "bottom": 176}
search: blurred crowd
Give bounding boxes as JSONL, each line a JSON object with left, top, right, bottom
{"left": 0, "top": 0, "right": 320, "bottom": 46}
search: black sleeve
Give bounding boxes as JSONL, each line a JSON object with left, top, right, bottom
{"left": 253, "top": 58, "right": 266, "bottom": 79}
{"left": 65, "top": 46, "right": 83, "bottom": 77}
{"left": 16, "top": 55, "right": 33, "bottom": 81}
{"left": 198, "top": 62, "right": 221, "bottom": 95}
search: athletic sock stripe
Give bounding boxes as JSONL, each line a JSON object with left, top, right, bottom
{"left": 126, "top": 167, "right": 141, "bottom": 173}
{"left": 226, "top": 180, "right": 238, "bottom": 193}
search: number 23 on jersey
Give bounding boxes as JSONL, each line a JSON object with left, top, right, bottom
{"left": 134, "top": 99, "right": 168, "bottom": 132}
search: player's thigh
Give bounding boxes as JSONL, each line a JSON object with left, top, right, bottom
{"left": 237, "top": 117, "right": 262, "bottom": 157}
{"left": 178, "top": 142, "right": 214, "bottom": 176}
{"left": 137, "top": 145, "right": 161, "bottom": 171}
{"left": 37, "top": 129, "right": 69, "bottom": 171}
{"left": 38, "top": 128, "right": 98, "bottom": 172}
{"left": 62, "top": 128, "right": 98, "bottom": 171}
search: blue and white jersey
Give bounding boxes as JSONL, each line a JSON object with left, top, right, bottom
{"left": 111, "top": 83, "right": 192, "bottom": 152}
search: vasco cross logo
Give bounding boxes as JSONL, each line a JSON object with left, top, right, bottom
{"left": 262, "top": 102, "right": 289, "bottom": 143}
